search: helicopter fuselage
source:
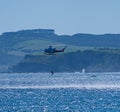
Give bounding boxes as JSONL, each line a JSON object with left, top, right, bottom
{"left": 44, "top": 46, "right": 67, "bottom": 55}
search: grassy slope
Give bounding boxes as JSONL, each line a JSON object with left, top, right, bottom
{"left": 13, "top": 39, "right": 97, "bottom": 54}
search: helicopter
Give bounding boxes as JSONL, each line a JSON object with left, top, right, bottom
{"left": 44, "top": 45, "right": 67, "bottom": 55}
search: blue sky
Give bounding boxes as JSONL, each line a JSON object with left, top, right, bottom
{"left": 0, "top": 0, "right": 120, "bottom": 35}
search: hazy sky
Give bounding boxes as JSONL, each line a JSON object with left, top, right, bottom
{"left": 0, "top": 0, "right": 120, "bottom": 35}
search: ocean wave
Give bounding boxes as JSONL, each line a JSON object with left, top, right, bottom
{"left": 0, "top": 84, "right": 120, "bottom": 89}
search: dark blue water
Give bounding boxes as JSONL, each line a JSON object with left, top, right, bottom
{"left": 0, "top": 72, "right": 120, "bottom": 111}
{"left": 0, "top": 88, "right": 120, "bottom": 112}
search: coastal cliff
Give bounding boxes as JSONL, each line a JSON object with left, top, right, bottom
{"left": 12, "top": 49, "right": 120, "bottom": 73}
{"left": 1, "top": 29, "right": 120, "bottom": 72}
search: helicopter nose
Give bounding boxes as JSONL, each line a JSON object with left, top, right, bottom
{"left": 44, "top": 49, "right": 47, "bottom": 52}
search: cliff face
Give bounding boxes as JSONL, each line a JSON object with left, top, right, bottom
{"left": 12, "top": 50, "right": 120, "bottom": 73}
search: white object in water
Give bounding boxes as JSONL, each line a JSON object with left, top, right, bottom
{"left": 81, "top": 68, "right": 85, "bottom": 73}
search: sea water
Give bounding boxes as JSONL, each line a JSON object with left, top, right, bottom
{"left": 0, "top": 72, "right": 120, "bottom": 112}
